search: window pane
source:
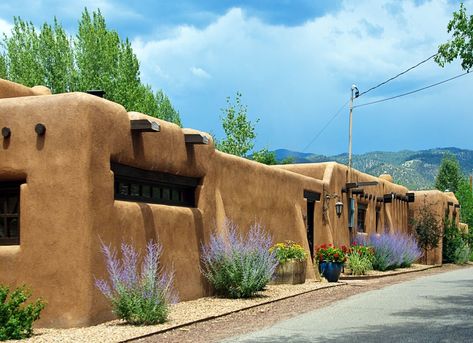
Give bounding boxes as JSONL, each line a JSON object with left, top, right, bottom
{"left": 142, "top": 185, "right": 151, "bottom": 198}
{"left": 162, "top": 188, "right": 170, "bottom": 201}
{"left": 7, "top": 218, "right": 18, "bottom": 238}
{"left": 152, "top": 187, "right": 162, "bottom": 200}
{"left": 0, "top": 220, "right": 5, "bottom": 237}
{"left": 7, "top": 196, "right": 19, "bottom": 214}
{"left": 172, "top": 189, "right": 180, "bottom": 202}
{"left": 118, "top": 183, "right": 129, "bottom": 196}
{"left": 0, "top": 197, "right": 5, "bottom": 214}
{"left": 130, "top": 184, "right": 140, "bottom": 197}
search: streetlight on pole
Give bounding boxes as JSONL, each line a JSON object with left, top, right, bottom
{"left": 348, "top": 84, "right": 359, "bottom": 182}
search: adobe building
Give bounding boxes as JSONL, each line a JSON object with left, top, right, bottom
{"left": 0, "top": 78, "right": 462, "bottom": 328}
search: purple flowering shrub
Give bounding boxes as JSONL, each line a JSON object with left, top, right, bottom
{"left": 95, "top": 240, "right": 177, "bottom": 325}
{"left": 201, "top": 220, "right": 278, "bottom": 298}
{"left": 370, "top": 233, "right": 422, "bottom": 271}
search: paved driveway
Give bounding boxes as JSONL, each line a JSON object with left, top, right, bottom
{"left": 224, "top": 267, "right": 473, "bottom": 343}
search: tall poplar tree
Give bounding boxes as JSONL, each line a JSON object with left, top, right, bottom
{"left": 0, "top": 9, "right": 182, "bottom": 126}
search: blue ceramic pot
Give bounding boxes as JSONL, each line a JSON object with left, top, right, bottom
{"left": 319, "top": 261, "right": 344, "bottom": 282}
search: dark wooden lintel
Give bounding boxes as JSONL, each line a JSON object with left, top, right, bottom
{"left": 351, "top": 188, "right": 364, "bottom": 195}
{"left": 304, "top": 190, "right": 321, "bottom": 202}
{"left": 406, "top": 192, "right": 415, "bottom": 203}
{"left": 185, "top": 133, "right": 208, "bottom": 145}
{"left": 130, "top": 119, "right": 160, "bottom": 132}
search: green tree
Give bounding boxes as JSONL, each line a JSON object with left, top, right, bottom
{"left": 0, "top": 54, "right": 7, "bottom": 79}
{"left": 38, "top": 18, "right": 75, "bottom": 93}
{"left": 435, "top": 155, "right": 462, "bottom": 193}
{"left": 435, "top": 3, "right": 473, "bottom": 71}
{"left": 154, "top": 90, "right": 182, "bottom": 126}
{"left": 1, "top": 9, "right": 182, "bottom": 126}
{"left": 456, "top": 178, "right": 473, "bottom": 227}
{"left": 216, "top": 92, "right": 258, "bottom": 157}
{"left": 411, "top": 198, "right": 442, "bottom": 262}
{"left": 280, "top": 156, "right": 295, "bottom": 164}
{"left": 252, "top": 148, "right": 277, "bottom": 165}
{"left": 3, "top": 18, "right": 43, "bottom": 87}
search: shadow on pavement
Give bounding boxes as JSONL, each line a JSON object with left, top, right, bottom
{"left": 230, "top": 278, "right": 473, "bottom": 343}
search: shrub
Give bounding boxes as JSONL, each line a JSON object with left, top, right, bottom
{"left": 370, "top": 233, "right": 422, "bottom": 271}
{"left": 443, "top": 220, "right": 466, "bottom": 263}
{"left": 351, "top": 243, "right": 375, "bottom": 262}
{"left": 453, "top": 241, "right": 470, "bottom": 264}
{"left": 347, "top": 252, "right": 373, "bottom": 276}
{"left": 315, "top": 244, "right": 348, "bottom": 263}
{"left": 269, "top": 241, "right": 307, "bottom": 263}
{"left": 0, "top": 285, "right": 45, "bottom": 340}
{"left": 95, "top": 240, "right": 177, "bottom": 325}
{"left": 200, "top": 220, "right": 277, "bottom": 298}
{"left": 411, "top": 200, "right": 442, "bottom": 262}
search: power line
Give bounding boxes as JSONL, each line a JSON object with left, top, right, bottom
{"left": 358, "top": 53, "right": 438, "bottom": 97}
{"left": 353, "top": 71, "right": 470, "bottom": 109}
{"left": 302, "top": 99, "right": 349, "bottom": 152}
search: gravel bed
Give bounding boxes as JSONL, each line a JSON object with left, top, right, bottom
{"left": 9, "top": 279, "right": 341, "bottom": 343}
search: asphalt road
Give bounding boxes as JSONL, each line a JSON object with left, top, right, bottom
{"left": 223, "top": 267, "right": 473, "bottom": 343}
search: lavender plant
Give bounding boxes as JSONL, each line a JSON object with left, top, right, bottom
{"left": 95, "top": 240, "right": 177, "bottom": 325}
{"left": 370, "top": 233, "right": 422, "bottom": 271}
{"left": 201, "top": 220, "right": 278, "bottom": 298}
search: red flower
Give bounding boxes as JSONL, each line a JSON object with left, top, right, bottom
{"left": 328, "top": 243, "right": 333, "bottom": 247}
{"left": 334, "top": 253, "right": 339, "bottom": 259}
{"left": 321, "top": 244, "right": 327, "bottom": 249}
{"left": 352, "top": 242, "right": 357, "bottom": 246}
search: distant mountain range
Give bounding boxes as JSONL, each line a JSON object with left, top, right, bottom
{"left": 275, "top": 147, "right": 473, "bottom": 190}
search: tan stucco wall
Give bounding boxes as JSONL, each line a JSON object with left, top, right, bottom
{"left": 410, "top": 190, "right": 460, "bottom": 265}
{"left": 0, "top": 79, "right": 461, "bottom": 328}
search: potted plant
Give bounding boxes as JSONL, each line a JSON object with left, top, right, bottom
{"left": 269, "top": 241, "right": 308, "bottom": 284}
{"left": 315, "top": 244, "right": 348, "bottom": 282}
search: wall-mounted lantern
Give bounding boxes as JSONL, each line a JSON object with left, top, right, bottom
{"left": 2, "top": 127, "right": 11, "bottom": 138}
{"left": 35, "top": 123, "right": 46, "bottom": 136}
{"left": 335, "top": 201, "right": 344, "bottom": 218}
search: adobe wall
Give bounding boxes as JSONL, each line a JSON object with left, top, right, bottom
{"left": 0, "top": 79, "right": 461, "bottom": 328}
{"left": 0, "top": 86, "right": 324, "bottom": 327}
{"left": 277, "top": 163, "right": 411, "bottom": 245}
{"left": 411, "top": 190, "right": 460, "bottom": 265}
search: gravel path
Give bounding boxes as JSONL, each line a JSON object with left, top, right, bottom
{"left": 135, "top": 264, "right": 471, "bottom": 343}
{"left": 6, "top": 264, "right": 461, "bottom": 343}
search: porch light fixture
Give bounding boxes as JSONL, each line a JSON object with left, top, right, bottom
{"left": 335, "top": 201, "right": 344, "bottom": 218}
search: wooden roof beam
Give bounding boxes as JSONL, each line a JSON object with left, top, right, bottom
{"left": 130, "top": 119, "right": 160, "bottom": 132}
{"left": 185, "top": 133, "right": 208, "bottom": 145}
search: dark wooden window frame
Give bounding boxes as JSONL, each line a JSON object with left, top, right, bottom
{"left": 111, "top": 162, "right": 199, "bottom": 207}
{"left": 0, "top": 181, "right": 22, "bottom": 245}
{"left": 357, "top": 202, "right": 367, "bottom": 233}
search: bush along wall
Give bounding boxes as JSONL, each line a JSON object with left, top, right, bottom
{"left": 443, "top": 220, "right": 470, "bottom": 264}
{"left": 0, "top": 285, "right": 45, "bottom": 340}
{"left": 95, "top": 240, "right": 177, "bottom": 325}
{"left": 200, "top": 220, "right": 278, "bottom": 298}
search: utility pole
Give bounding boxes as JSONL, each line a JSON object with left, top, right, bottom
{"left": 348, "top": 84, "right": 359, "bottom": 182}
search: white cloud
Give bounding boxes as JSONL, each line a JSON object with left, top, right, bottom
{"left": 190, "top": 66, "right": 211, "bottom": 79}
{"left": 0, "top": 18, "right": 12, "bottom": 37}
{"left": 132, "top": 0, "right": 473, "bottom": 153}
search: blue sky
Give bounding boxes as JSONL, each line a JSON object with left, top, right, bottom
{"left": 1, "top": 0, "right": 472, "bottom": 155}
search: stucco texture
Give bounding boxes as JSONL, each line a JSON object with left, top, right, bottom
{"left": 0, "top": 79, "right": 461, "bottom": 328}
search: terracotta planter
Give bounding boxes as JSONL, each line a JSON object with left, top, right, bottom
{"left": 271, "top": 259, "right": 307, "bottom": 285}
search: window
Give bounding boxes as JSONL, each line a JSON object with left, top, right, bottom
{"left": 357, "top": 203, "right": 367, "bottom": 233}
{"left": 0, "top": 181, "right": 22, "bottom": 245}
{"left": 111, "top": 162, "right": 199, "bottom": 207}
